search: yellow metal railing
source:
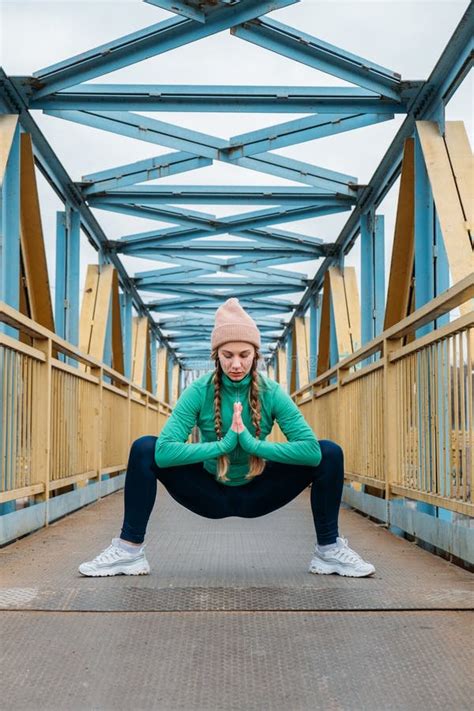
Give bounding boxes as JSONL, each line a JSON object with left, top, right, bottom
{"left": 283, "top": 275, "right": 473, "bottom": 516}
{"left": 0, "top": 302, "right": 171, "bottom": 506}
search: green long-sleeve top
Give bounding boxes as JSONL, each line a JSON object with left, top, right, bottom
{"left": 154, "top": 370, "right": 322, "bottom": 486}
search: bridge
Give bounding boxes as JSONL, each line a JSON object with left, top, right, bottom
{"left": 0, "top": 1, "right": 473, "bottom": 709}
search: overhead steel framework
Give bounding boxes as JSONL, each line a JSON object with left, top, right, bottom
{"left": 0, "top": 0, "right": 472, "bottom": 383}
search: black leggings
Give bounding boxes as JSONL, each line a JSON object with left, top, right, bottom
{"left": 120, "top": 436, "right": 345, "bottom": 546}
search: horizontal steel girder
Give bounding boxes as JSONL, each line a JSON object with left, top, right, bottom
{"left": 93, "top": 202, "right": 352, "bottom": 243}
{"left": 27, "top": 84, "right": 408, "bottom": 113}
{"left": 87, "top": 185, "right": 352, "bottom": 206}
{"left": 117, "top": 228, "right": 327, "bottom": 251}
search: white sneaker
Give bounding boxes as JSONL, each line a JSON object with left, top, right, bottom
{"left": 78, "top": 538, "right": 150, "bottom": 577}
{"left": 308, "top": 536, "right": 375, "bottom": 577}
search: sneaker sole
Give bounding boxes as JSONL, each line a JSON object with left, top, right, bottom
{"left": 308, "top": 560, "right": 375, "bottom": 578}
{"left": 78, "top": 561, "right": 150, "bottom": 577}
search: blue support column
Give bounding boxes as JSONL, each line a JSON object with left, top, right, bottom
{"left": 167, "top": 356, "right": 173, "bottom": 401}
{"left": 151, "top": 335, "right": 157, "bottom": 395}
{"left": 309, "top": 293, "right": 320, "bottom": 381}
{"left": 329, "top": 296, "right": 339, "bottom": 371}
{"left": 286, "top": 335, "right": 292, "bottom": 394}
{"left": 414, "top": 132, "right": 435, "bottom": 338}
{"left": 360, "top": 211, "right": 385, "bottom": 364}
{"left": 0, "top": 123, "right": 20, "bottom": 515}
{"left": 434, "top": 214, "right": 452, "bottom": 522}
{"left": 55, "top": 207, "right": 81, "bottom": 363}
{"left": 414, "top": 129, "right": 437, "bottom": 518}
{"left": 0, "top": 121, "right": 21, "bottom": 339}
{"left": 120, "top": 291, "right": 133, "bottom": 380}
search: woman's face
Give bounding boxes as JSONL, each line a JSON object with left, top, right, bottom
{"left": 218, "top": 341, "right": 255, "bottom": 380}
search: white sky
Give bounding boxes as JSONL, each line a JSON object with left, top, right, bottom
{"left": 0, "top": 0, "right": 472, "bottom": 357}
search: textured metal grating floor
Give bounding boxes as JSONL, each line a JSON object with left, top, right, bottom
{"left": 1, "top": 486, "right": 472, "bottom": 611}
{"left": 1, "top": 486, "right": 473, "bottom": 710}
{"left": 1, "top": 611, "right": 472, "bottom": 710}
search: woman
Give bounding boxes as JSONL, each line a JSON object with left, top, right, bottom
{"left": 79, "top": 298, "right": 375, "bottom": 578}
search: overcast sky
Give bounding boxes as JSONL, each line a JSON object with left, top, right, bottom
{"left": 0, "top": 0, "right": 472, "bottom": 348}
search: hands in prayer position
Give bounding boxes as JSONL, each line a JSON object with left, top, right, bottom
{"left": 230, "top": 401, "right": 245, "bottom": 434}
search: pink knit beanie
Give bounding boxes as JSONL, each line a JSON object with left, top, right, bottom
{"left": 211, "top": 298, "right": 261, "bottom": 350}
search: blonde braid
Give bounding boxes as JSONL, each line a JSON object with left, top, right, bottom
{"left": 212, "top": 358, "right": 230, "bottom": 481}
{"left": 246, "top": 353, "right": 266, "bottom": 480}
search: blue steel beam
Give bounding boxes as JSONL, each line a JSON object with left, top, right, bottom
{"left": 144, "top": 0, "right": 207, "bottom": 23}
{"left": 153, "top": 302, "right": 295, "bottom": 313}
{"left": 360, "top": 210, "right": 385, "bottom": 352}
{"left": 135, "top": 262, "right": 308, "bottom": 285}
{"left": 237, "top": 152, "right": 358, "bottom": 190}
{"left": 123, "top": 245, "right": 324, "bottom": 263}
{"left": 27, "top": 83, "right": 409, "bottom": 113}
{"left": 44, "top": 110, "right": 360, "bottom": 192}
{"left": 93, "top": 201, "right": 352, "bottom": 242}
{"left": 132, "top": 250, "right": 314, "bottom": 276}
{"left": 158, "top": 316, "right": 286, "bottom": 327}
{"left": 82, "top": 152, "right": 212, "bottom": 195}
{"left": 142, "top": 285, "right": 305, "bottom": 298}
{"left": 227, "top": 113, "right": 394, "bottom": 158}
{"left": 150, "top": 294, "right": 295, "bottom": 307}
{"left": 170, "top": 333, "right": 277, "bottom": 342}
{"left": 117, "top": 228, "right": 327, "bottom": 251}
{"left": 54, "top": 209, "right": 81, "bottom": 347}
{"left": 0, "top": 120, "right": 21, "bottom": 339}
{"left": 163, "top": 321, "right": 289, "bottom": 330}
{"left": 80, "top": 150, "right": 357, "bottom": 195}
{"left": 88, "top": 185, "right": 353, "bottom": 205}
{"left": 44, "top": 109, "right": 227, "bottom": 158}
{"left": 232, "top": 17, "right": 403, "bottom": 99}
{"left": 45, "top": 109, "right": 380, "bottom": 187}
{"left": 135, "top": 270, "right": 307, "bottom": 287}
{"left": 31, "top": 0, "right": 299, "bottom": 97}
{"left": 152, "top": 284, "right": 302, "bottom": 299}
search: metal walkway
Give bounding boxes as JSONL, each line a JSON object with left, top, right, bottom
{"left": 1, "top": 486, "right": 472, "bottom": 710}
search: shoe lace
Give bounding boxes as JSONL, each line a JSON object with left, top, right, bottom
{"left": 92, "top": 544, "right": 124, "bottom": 565}
{"left": 331, "top": 537, "right": 365, "bottom": 565}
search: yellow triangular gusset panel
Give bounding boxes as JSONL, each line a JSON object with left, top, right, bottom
{"left": 131, "top": 316, "right": 148, "bottom": 388}
{"left": 79, "top": 264, "right": 124, "bottom": 374}
{"left": 170, "top": 362, "right": 180, "bottom": 406}
{"left": 19, "top": 133, "right": 55, "bottom": 338}
{"left": 289, "top": 324, "right": 297, "bottom": 394}
{"left": 384, "top": 137, "right": 415, "bottom": 331}
{"left": 294, "top": 315, "right": 310, "bottom": 388}
{"left": 416, "top": 120, "right": 473, "bottom": 315}
{"left": 317, "top": 272, "right": 331, "bottom": 376}
{"left": 156, "top": 346, "right": 169, "bottom": 403}
{"left": 317, "top": 266, "right": 361, "bottom": 376}
{"left": 276, "top": 347, "right": 287, "bottom": 391}
{"left": 0, "top": 115, "right": 19, "bottom": 185}
{"left": 110, "top": 269, "right": 125, "bottom": 375}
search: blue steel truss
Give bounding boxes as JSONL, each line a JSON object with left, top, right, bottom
{"left": 0, "top": 0, "right": 472, "bottom": 372}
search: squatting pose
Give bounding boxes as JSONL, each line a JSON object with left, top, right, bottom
{"left": 79, "top": 298, "right": 375, "bottom": 578}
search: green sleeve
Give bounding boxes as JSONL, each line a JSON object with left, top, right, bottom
{"left": 238, "top": 385, "right": 322, "bottom": 467}
{"left": 155, "top": 383, "right": 238, "bottom": 468}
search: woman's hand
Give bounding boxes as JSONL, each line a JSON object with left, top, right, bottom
{"left": 231, "top": 401, "right": 245, "bottom": 434}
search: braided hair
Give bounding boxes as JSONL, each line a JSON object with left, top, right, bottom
{"left": 211, "top": 347, "right": 266, "bottom": 482}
